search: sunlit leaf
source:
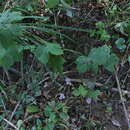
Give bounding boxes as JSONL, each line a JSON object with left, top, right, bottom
{"left": 26, "top": 105, "right": 39, "bottom": 113}
{"left": 47, "top": 0, "right": 59, "bottom": 8}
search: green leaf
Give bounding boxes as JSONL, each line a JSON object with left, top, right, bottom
{"left": 115, "top": 38, "right": 126, "bottom": 51}
{"left": 46, "top": 43, "right": 63, "bottom": 55}
{"left": 73, "top": 85, "right": 88, "bottom": 97}
{"left": 0, "top": 45, "right": 23, "bottom": 70}
{"left": 34, "top": 43, "right": 64, "bottom": 72}
{"left": 0, "top": 45, "right": 22, "bottom": 70}
{"left": 47, "top": 0, "right": 59, "bottom": 8}
{"left": 56, "top": 103, "right": 65, "bottom": 110}
{"left": 0, "top": 55, "right": 13, "bottom": 70}
{"left": 47, "top": 123, "right": 55, "bottom": 130}
{"left": 96, "top": 22, "right": 110, "bottom": 41}
{"left": 44, "top": 106, "right": 53, "bottom": 117}
{"left": 0, "top": 24, "right": 23, "bottom": 48}
{"left": 96, "top": 21, "right": 104, "bottom": 28}
{"left": 34, "top": 45, "right": 49, "bottom": 64}
{"left": 26, "top": 105, "right": 39, "bottom": 113}
{"left": 115, "top": 22, "right": 127, "bottom": 35}
{"left": 115, "top": 38, "right": 125, "bottom": 44}
{"left": 76, "top": 45, "right": 119, "bottom": 73}
{"left": 78, "top": 85, "right": 88, "bottom": 97}
{"left": 76, "top": 56, "right": 99, "bottom": 73}
{"left": 0, "top": 45, "right": 6, "bottom": 59}
{"left": 60, "top": 0, "right": 73, "bottom": 10}
{"left": 59, "top": 112, "right": 69, "bottom": 121}
{"left": 72, "top": 89, "right": 80, "bottom": 96}
{"left": 100, "top": 30, "right": 110, "bottom": 41}
{"left": 49, "top": 113, "right": 56, "bottom": 121}
{"left": 128, "top": 56, "right": 130, "bottom": 62}
{"left": 0, "top": 11, "right": 25, "bottom": 69}
{"left": 89, "top": 45, "right": 111, "bottom": 65}
{"left": 0, "top": 11, "right": 24, "bottom": 48}
{"left": 88, "top": 90, "right": 101, "bottom": 99}
{"left": 104, "top": 53, "right": 119, "bottom": 72}
{"left": 48, "top": 55, "right": 65, "bottom": 73}
{"left": 75, "top": 56, "right": 91, "bottom": 73}
{"left": 0, "top": 10, "right": 23, "bottom": 23}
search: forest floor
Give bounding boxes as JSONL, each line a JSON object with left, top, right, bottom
{"left": 0, "top": 0, "right": 130, "bottom": 130}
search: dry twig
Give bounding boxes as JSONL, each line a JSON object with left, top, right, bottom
{"left": 115, "top": 72, "right": 130, "bottom": 128}
{"left": 3, "top": 118, "right": 18, "bottom": 130}
{"left": 4, "top": 102, "right": 20, "bottom": 130}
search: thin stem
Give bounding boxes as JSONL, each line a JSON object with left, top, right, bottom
{"left": 4, "top": 102, "right": 20, "bottom": 130}
{"left": 3, "top": 118, "right": 18, "bottom": 130}
{"left": 115, "top": 72, "right": 130, "bottom": 128}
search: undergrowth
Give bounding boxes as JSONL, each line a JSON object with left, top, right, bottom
{"left": 0, "top": 0, "right": 130, "bottom": 129}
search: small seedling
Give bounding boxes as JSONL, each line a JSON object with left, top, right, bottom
{"left": 72, "top": 85, "right": 101, "bottom": 99}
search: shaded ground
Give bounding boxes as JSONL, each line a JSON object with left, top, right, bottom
{"left": 0, "top": 0, "right": 130, "bottom": 129}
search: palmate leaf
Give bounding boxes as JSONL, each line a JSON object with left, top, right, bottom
{"left": 0, "top": 45, "right": 6, "bottom": 59}
{"left": 0, "top": 11, "right": 24, "bottom": 47}
{"left": 0, "top": 10, "right": 65, "bottom": 72}
{"left": 0, "top": 10, "right": 24, "bottom": 69}
{"left": 0, "top": 10, "right": 23, "bottom": 23}
{"left": 0, "top": 10, "right": 24, "bottom": 47}
{"left": 34, "top": 43, "right": 64, "bottom": 73}
{"left": 0, "top": 24, "right": 23, "bottom": 48}
{"left": 46, "top": 43, "right": 63, "bottom": 55}
{"left": 104, "top": 53, "right": 119, "bottom": 72}
{"left": 76, "top": 45, "right": 119, "bottom": 73}
{"left": 115, "top": 38, "right": 126, "bottom": 52}
{"left": 87, "top": 90, "right": 101, "bottom": 99}
{"left": 34, "top": 45, "right": 49, "bottom": 65}
{"left": 48, "top": 55, "right": 65, "bottom": 73}
{"left": 88, "top": 45, "right": 110, "bottom": 65}
{"left": 76, "top": 56, "right": 99, "bottom": 73}
{"left": 0, "top": 45, "right": 23, "bottom": 69}
{"left": 47, "top": 0, "right": 60, "bottom": 8}
{"left": 72, "top": 85, "right": 88, "bottom": 97}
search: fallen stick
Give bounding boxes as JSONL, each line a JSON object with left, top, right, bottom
{"left": 115, "top": 72, "right": 130, "bottom": 128}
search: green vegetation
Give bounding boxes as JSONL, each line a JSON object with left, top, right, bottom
{"left": 0, "top": 0, "right": 130, "bottom": 129}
